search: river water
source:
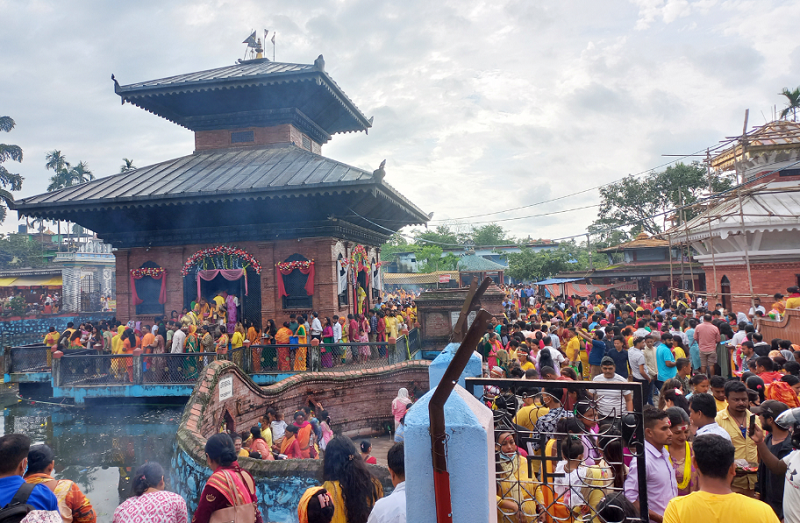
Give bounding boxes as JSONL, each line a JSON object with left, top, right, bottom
{"left": 0, "top": 384, "right": 182, "bottom": 521}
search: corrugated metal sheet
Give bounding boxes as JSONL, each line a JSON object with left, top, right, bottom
{"left": 14, "top": 145, "right": 375, "bottom": 208}
{"left": 383, "top": 271, "right": 460, "bottom": 285}
{"left": 119, "top": 61, "right": 316, "bottom": 91}
{"left": 457, "top": 255, "right": 506, "bottom": 272}
{"left": 670, "top": 179, "right": 800, "bottom": 241}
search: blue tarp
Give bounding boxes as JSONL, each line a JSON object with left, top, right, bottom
{"left": 531, "top": 277, "right": 584, "bottom": 285}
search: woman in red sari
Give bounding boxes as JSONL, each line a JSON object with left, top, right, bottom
{"left": 274, "top": 322, "right": 293, "bottom": 371}
{"left": 193, "top": 433, "right": 263, "bottom": 523}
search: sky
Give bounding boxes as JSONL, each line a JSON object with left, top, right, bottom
{"left": 2, "top": 0, "right": 800, "bottom": 243}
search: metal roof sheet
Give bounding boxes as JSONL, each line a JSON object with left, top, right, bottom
{"left": 119, "top": 61, "right": 316, "bottom": 90}
{"left": 14, "top": 144, "right": 387, "bottom": 209}
{"left": 457, "top": 255, "right": 506, "bottom": 272}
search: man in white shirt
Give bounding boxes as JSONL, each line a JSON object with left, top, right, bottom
{"left": 310, "top": 312, "right": 323, "bottom": 340}
{"left": 368, "top": 442, "right": 406, "bottom": 523}
{"left": 171, "top": 325, "right": 187, "bottom": 354}
{"left": 332, "top": 315, "right": 342, "bottom": 343}
{"left": 748, "top": 297, "right": 767, "bottom": 319}
{"left": 592, "top": 357, "right": 633, "bottom": 418}
{"left": 689, "top": 392, "right": 732, "bottom": 441}
{"left": 537, "top": 336, "right": 566, "bottom": 375}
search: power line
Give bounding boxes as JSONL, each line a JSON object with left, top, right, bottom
{"left": 425, "top": 141, "right": 733, "bottom": 223}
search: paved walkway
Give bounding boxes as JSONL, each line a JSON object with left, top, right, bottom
{"left": 350, "top": 433, "right": 397, "bottom": 468}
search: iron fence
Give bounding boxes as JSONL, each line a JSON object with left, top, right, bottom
{"left": 465, "top": 377, "right": 648, "bottom": 523}
{"left": 245, "top": 339, "right": 396, "bottom": 374}
{"left": 142, "top": 352, "right": 216, "bottom": 384}
{"left": 59, "top": 354, "right": 129, "bottom": 386}
{"left": 9, "top": 344, "right": 51, "bottom": 373}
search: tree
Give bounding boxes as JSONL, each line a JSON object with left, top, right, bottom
{"left": 0, "top": 233, "right": 46, "bottom": 268}
{"left": 0, "top": 116, "right": 23, "bottom": 224}
{"left": 780, "top": 86, "right": 800, "bottom": 122}
{"left": 46, "top": 150, "right": 72, "bottom": 191}
{"left": 70, "top": 161, "right": 94, "bottom": 183}
{"left": 120, "top": 158, "right": 136, "bottom": 172}
{"left": 506, "top": 247, "right": 573, "bottom": 282}
{"left": 471, "top": 223, "right": 511, "bottom": 246}
{"left": 414, "top": 225, "right": 459, "bottom": 246}
{"left": 593, "top": 162, "right": 734, "bottom": 236}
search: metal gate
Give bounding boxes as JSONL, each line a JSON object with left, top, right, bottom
{"left": 465, "top": 377, "right": 649, "bottom": 523}
{"left": 80, "top": 274, "right": 101, "bottom": 312}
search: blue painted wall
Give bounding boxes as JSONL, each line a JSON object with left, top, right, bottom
{"left": 1, "top": 313, "right": 115, "bottom": 344}
{"left": 54, "top": 384, "right": 194, "bottom": 404}
{"left": 171, "top": 446, "right": 320, "bottom": 523}
{"left": 405, "top": 385, "right": 496, "bottom": 523}
{"left": 250, "top": 373, "right": 297, "bottom": 385}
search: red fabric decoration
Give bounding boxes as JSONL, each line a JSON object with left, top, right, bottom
{"left": 130, "top": 269, "right": 167, "bottom": 306}
{"left": 277, "top": 261, "right": 315, "bottom": 297}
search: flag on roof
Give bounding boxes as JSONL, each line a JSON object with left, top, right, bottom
{"left": 271, "top": 33, "right": 276, "bottom": 44}
{"left": 243, "top": 30, "right": 257, "bottom": 47}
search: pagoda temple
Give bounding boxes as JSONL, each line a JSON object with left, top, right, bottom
{"left": 13, "top": 55, "right": 429, "bottom": 327}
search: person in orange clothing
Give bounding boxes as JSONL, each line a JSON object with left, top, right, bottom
{"left": 122, "top": 329, "right": 136, "bottom": 383}
{"left": 25, "top": 444, "right": 96, "bottom": 523}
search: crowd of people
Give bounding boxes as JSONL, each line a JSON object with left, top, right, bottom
{"left": 483, "top": 286, "right": 800, "bottom": 522}
{"left": 42, "top": 290, "right": 420, "bottom": 378}
{"left": 0, "top": 407, "right": 409, "bottom": 523}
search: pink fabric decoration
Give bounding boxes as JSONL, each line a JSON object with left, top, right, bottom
{"left": 197, "top": 269, "right": 248, "bottom": 299}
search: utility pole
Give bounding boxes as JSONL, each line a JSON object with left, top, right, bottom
{"left": 704, "top": 149, "right": 719, "bottom": 304}
{"left": 732, "top": 110, "right": 756, "bottom": 313}
{"left": 586, "top": 233, "right": 593, "bottom": 271}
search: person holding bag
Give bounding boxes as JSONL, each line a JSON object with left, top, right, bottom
{"left": 193, "top": 433, "right": 262, "bottom": 523}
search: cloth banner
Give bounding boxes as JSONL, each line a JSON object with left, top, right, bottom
{"left": 130, "top": 271, "right": 167, "bottom": 306}
{"left": 338, "top": 261, "right": 348, "bottom": 294}
{"left": 277, "top": 262, "right": 315, "bottom": 297}
{"left": 197, "top": 269, "right": 248, "bottom": 299}
{"left": 372, "top": 262, "right": 382, "bottom": 292}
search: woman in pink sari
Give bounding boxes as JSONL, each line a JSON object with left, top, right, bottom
{"left": 358, "top": 315, "right": 371, "bottom": 361}
{"left": 391, "top": 388, "right": 410, "bottom": 429}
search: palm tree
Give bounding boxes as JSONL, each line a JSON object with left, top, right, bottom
{"left": 120, "top": 158, "right": 136, "bottom": 172}
{"left": 69, "top": 161, "right": 94, "bottom": 183}
{"left": 0, "top": 116, "right": 24, "bottom": 224}
{"left": 45, "top": 150, "right": 69, "bottom": 174}
{"left": 780, "top": 86, "right": 800, "bottom": 122}
{"left": 47, "top": 169, "right": 74, "bottom": 191}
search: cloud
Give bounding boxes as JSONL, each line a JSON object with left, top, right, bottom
{"left": 1, "top": 0, "right": 798, "bottom": 244}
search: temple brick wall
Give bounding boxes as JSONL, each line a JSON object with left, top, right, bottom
{"left": 702, "top": 261, "right": 800, "bottom": 314}
{"left": 114, "top": 238, "right": 377, "bottom": 327}
{"left": 194, "top": 124, "right": 321, "bottom": 154}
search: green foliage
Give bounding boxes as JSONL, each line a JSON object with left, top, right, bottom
{"left": 506, "top": 242, "right": 608, "bottom": 282}
{"left": 593, "top": 162, "right": 734, "bottom": 236}
{"left": 45, "top": 151, "right": 93, "bottom": 191}
{"left": 9, "top": 296, "right": 26, "bottom": 316}
{"left": 120, "top": 158, "right": 136, "bottom": 173}
{"left": 471, "top": 223, "right": 512, "bottom": 246}
{"left": 780, "top": 86, "right": 800, "bottom": 121}
{"left": 0, "top": 116, "right": 23, "bottom": 224}
{"left": 0, "top": 234, "right": 47, "bottom": 268}
{"left": 414, "top": 225, "right": 459, "bottom": 246}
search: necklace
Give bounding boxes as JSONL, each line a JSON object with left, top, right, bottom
{"left": 666, "top": 441, "right": 692, "bottom": 490}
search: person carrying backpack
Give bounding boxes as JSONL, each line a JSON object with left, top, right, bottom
{"left": 0, "top": 434, "right": 58, "bottom": 523}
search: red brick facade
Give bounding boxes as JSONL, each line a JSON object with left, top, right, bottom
{"left": 194, "top": 124, "right": 321, "bottom": 154}
{"left": 703, "top": 261, "right": 800, "bottom": 313}
{"left": 115, "top": 238, "right": 379, "bottom": 326}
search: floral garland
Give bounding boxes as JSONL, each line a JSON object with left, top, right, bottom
{"left": 277, "top": 260, "right": 314, "bottom": 271}
{"left": 181, "top": 245, "right": 262, "bottom": 276}
{"left": 131, "top": 267, "right": 166, "bottom": 278}
{"left": 350, "top": 245, "right": 368, "bottom": 266}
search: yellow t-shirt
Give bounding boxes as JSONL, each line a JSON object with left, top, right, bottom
{"left": 786, "top": 296, "right": 800, "bottom": 309}
{"left": 231, "top": 331, "right": 244, "bottom": 349}
{"left": 715, "top": 398, "right": 728, "bottom": 412}
{"left": 260, "top": 427, "right": 273, "bottom": 448}
{"left": 663, "top": 491, "right": 779, "bottom": 523}
{"left": 513, "top": 404, "right": 549, "bottom": 432}
{"left": 674, "top": 346, "right": 686, "bottom": 360}
{"left": 519, "top": 361, "right": 535, "bottom": 372}
{"left": 238, "top": 448, "right": 250, "bottom": 458}
{"left": 566, "top": 337, "right": 581, "bottom": 363}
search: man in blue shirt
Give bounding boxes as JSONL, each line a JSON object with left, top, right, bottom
{"left": 655, "top": 332, "right": 677, "bottom": 391}
{"left": 0, "top": 434, "right": 58, "bottom": 511}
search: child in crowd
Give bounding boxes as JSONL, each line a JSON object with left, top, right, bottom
{"left": 553, "top": 438, "right": 605, "bottom": 519}
{"left": 685, "top": 373, "right": 709, "bottom": 399}
{"left": 271, "top": 411, "right": 288, "bottom": 446}
{"left": 709, "top": 375, "right": 728, "bottom": 411}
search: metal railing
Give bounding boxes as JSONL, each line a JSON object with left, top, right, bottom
{"left": 4, "top": 343, "right": 97, "bottom": 374}
{"left": 55, "top": 352, "right": 217, "bottom": 387}
{"left": 465, "top": 377, "right": 648, "bottom": 523}
{"left": 242, "top": 335, "right": 413, "bottom": 374}
{"left": 143, "top": 352, "right": 214, "bottom": 384}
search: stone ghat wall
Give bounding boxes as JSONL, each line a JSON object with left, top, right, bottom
{"left": 176, "top": 361, "right": 428, "bottom": 521}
